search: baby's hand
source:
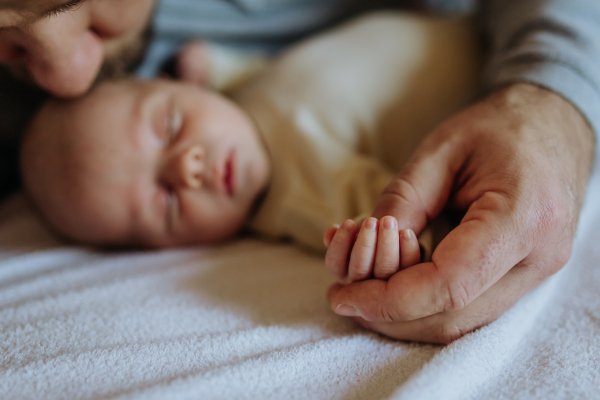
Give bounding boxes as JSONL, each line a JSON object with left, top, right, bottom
{"left": 324, "top": 216, "right": 420, "bottom": 284}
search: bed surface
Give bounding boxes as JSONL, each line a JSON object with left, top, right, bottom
{"left": 1, "top": 164, "right": 600, "bottom": 399}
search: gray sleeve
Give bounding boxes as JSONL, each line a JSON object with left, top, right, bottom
{"left": 481, "top": 0, "right": 600, "bottom": 137}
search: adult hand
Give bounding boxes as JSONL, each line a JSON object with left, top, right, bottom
{"left": 327, "top": 83, "right": 595, "bottom": 343}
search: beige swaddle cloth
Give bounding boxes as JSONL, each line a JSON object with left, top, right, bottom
{"left": 231, "top": 11, "right": 481, "bottom": 254}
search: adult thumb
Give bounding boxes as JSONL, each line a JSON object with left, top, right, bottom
{"left": 372, "top": 134, "right": 465, "bottom": 234}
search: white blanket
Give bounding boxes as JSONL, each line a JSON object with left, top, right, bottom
{"left": 1, "top": 162, "right": 600, "bottom": 399}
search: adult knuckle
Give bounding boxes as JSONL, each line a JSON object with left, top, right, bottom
{"left": 447, "top": 281, "right": 471, "bottom": 312}
{"left": 527, "top": 187, "right": 576, "bottom": 265}
{"left": 381, "top": 308, "right": 396, "bottom": 323}
{"left": 381, "top": 178, "right": 423, "bottom": 209}
{"left": 375, "top": 285, "right": 410, "bottom": 322}
{"left": 431, "top": 261, "right": 471, "bottom": 312}
{"left": 370, "top": 300, "right": 395, "bottom": 323}
{"left": 536, "top": 198, "right": 565, "bottom": 231}
{"left": 528, "top": 188, "right": 570, "bottom": 236}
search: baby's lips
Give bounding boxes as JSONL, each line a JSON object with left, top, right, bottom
{"left": 224, "top": 150, "right": 236, "bottom": 197}
{"left": 215, "top": 150, "right": 235, "bottom": 196}
{"left": 224, "top": 158, "right": 233, "bottom": 196}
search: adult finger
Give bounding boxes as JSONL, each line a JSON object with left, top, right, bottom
{"left": 370, "top": 132, "right": 465, "bottom": 234}
{"left": 329, "top": 189, "right": 533, "bottom": 322}
{"left": 340, "top": 259, "right": 542, "bottom": 343}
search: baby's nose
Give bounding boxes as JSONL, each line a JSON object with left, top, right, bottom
{"left": 165, "top": 145, "right": 205, "bottom": 189}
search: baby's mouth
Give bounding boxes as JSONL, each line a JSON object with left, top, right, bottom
{"left": 224, "top": 151, "right": 235, "bottom": 197}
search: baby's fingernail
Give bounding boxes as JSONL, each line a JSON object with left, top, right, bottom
{"left": 401, "top": 229, "right": 415, "bottom": 240}
{"left": 383, "top": 216, "right": 397, "bottom": 230}
{"left": 364, "top": 218, "right": 377, "bottom": 231}
{"left": 341, "top": 220, "right": 355, "bottom": 231}
{"left": 335, "top": 304, "right": 361, "bottom": 317}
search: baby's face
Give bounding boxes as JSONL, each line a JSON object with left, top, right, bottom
{"left": 22, "top": 79, "right": 271, "bottom": 247}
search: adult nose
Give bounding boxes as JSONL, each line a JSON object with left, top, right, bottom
{"left": 161, "top": 145, "right": 206, "bottom": 190}
{"left": 0, "top": 12, "right": 103, "bottom": 97}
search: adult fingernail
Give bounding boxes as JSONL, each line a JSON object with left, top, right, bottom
{"left": 341, "top": 220, "right": 355, "bottom": 231}
{"left": 335, "top": 304, "right": 361, "bottom": 317}
{"left": 364, "top": 218, "right": 377, "bottom": 231}
{"left": 383, "top": 216, "right": 397, "bottom": 230}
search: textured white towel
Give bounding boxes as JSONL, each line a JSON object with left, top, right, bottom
{"left": 1, "top": 162, "right": 600, "bottom": 399}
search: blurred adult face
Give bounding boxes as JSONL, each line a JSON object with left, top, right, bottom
{"left": 0, "top": 0, "right": 156, "bottom": 97}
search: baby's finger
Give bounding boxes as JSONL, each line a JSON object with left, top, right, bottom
{"left": 323, "top": 225, "right": 340, "bottom": 248}
{"left": 325, "top": 220, "right": 357, "bottom": 281}
{"left": 373, "top": 216, "right": 400, "bottom": 279}
{"left": 400, "top": 229, "right": 421, "bottom": 269}
{"left": 347, "top": 218, "right": 378, "bottom": 282}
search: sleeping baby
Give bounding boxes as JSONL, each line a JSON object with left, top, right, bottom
{"left": 20, "top": 12, "right": 480, "bottom": 283}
